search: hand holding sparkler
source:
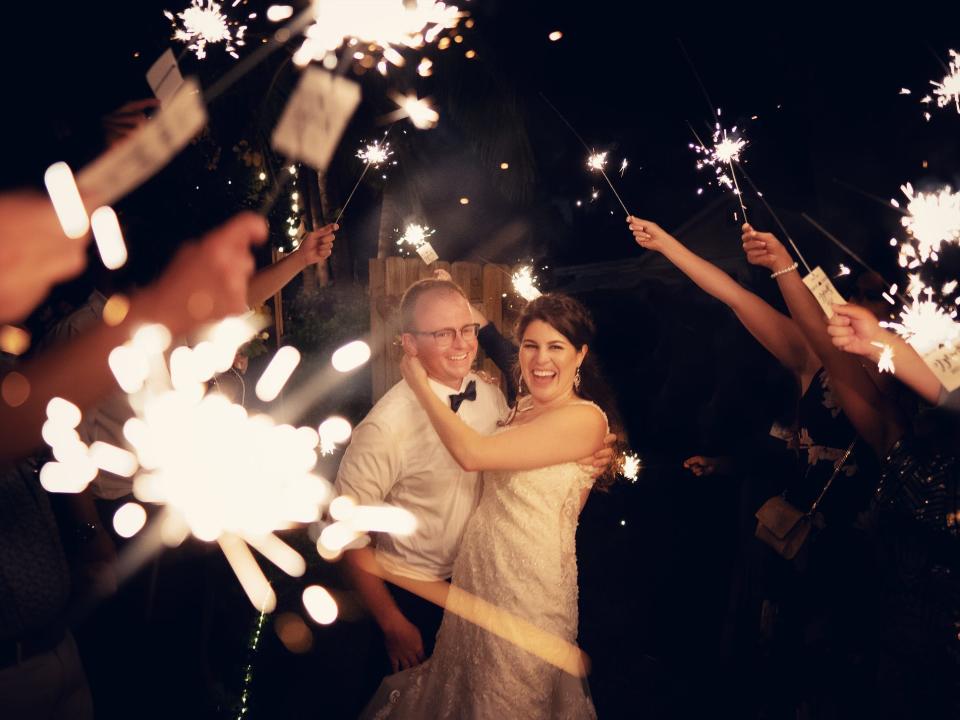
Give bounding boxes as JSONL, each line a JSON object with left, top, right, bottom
{"left": 741, "top": 224, "right": 794, "bottom": 275}
{"left": 626, "top": 216, "right": 677, "bottom": 254}
{"left": 827, "top": 304, "right": 887, "bottom": 359}
{"left": 101, "top": 99, "right": 161, "bottom": 149}
{"left": 296, "top": 223, "right": 338, "bottom": 268}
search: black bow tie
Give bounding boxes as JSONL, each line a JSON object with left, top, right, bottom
{"left": 449, "top": 380, "right": 477, "bottom": 412}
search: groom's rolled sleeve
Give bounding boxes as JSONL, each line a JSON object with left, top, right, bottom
{"left": 335, "top": 419, "right": 401, "bottom": 505}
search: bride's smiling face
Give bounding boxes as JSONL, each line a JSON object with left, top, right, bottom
{"left": 519, "top": 320, "right": 586, "bottom": 404}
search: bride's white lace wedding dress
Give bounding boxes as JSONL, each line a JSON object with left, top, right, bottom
{"left": 362, "top": 403, "right": 602, "bottom": 720}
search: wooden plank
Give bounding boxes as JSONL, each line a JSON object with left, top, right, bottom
{"left": 481, "top": 264, "right": 506, "bottom": 384}
{"left": 368, "top": 258, "right": 386, "bottom": 403}
{"left": 383, "top": 257, "right": 408, "bottom": 397}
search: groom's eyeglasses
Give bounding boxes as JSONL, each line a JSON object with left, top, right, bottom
{"left": 409, "top": 323, "right": 481, "bottom": 349}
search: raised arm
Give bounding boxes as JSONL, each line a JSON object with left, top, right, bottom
{"left": 827, "top": 302, "right": 942, "bottom": 405}
{"left": 627, "top": 217, "right": 817, "bottom": 378}
{"left": 246, "top": 223, "right": 337, "bottom": 308}
{"left": 399, "top": 354, "right": 605, "bottom": 472}
{"left": 741, "top": 225, "right": 903, "bottom": 454}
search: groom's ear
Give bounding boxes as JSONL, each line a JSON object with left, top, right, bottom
{"left": 400, "top": 333, "right": 418, "bottom": 356}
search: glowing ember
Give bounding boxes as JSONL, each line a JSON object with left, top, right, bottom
{"left": 511, "top": 266, "right": 542, "bottom": 302}
{"left": 621, "top": 452, "right": 642, "bottom": 482}
{"left": 619, "top": 158, "right": 629, "bottom": 177}
{"left": 164, "top": 0, "right": 247, "bottom": 60}
{"left": 897, "top": 183, "right": 960, "bottom": 263}
{"left": 356, "top": 140, "right": 393, "bottom": 166}
{"left": 929, "top": 49, "right": 960, "bottom": 114}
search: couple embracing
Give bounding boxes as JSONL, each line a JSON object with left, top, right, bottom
{"left": 335, "top": 276, "right": 619, "bottom": 719}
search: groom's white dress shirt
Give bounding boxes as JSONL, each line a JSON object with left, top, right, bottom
{"left": 335, "top": 372, "right": 508, "bottom": 582}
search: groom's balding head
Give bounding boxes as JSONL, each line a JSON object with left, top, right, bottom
{"left": 399, "top": 278, "right": 469, "bottom": 332}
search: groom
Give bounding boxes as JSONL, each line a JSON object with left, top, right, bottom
{"left": 336, "top": 277, "right": 507, "bottom": 677}
{"left": 336, "top": 277, "right": 614, "bottom": 685}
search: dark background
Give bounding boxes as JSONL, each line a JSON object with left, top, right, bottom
{"left": 3, "top": 2, "right": 960, "bottom": 718}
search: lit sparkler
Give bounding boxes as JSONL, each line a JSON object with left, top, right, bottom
{"left": 881, "top": 274, "right": 960, "bottom": 355}
{"left": 389, "top": 92, "right": 440, "bottom": 129}
{"left": 896, "top": 183, "right": 960, "bottom": 263}
{"left": 356, "top": 140, "right": 393, "bottom": 166}
{"left": 586, "top": 151, "right": 630, "bottom": 216}
{"left": 690, "top": 121, "right": 749, "bottom": 221}
{"left": 396, "top": 223, "right": 435, "bottom": 250}
{"left": 164, "top": 0, "right": 247, "bottom": 60}
{"left": 621, "top": 452, "right": 642, "bottom": 482}
{"left": 929, "top": 49, "right": 960, "bottom": 114}
{"left": 293, "top": 0, "right": 464, "bottom": 71}
{"left": 511, "top": 266, "right": 541, "bottom": 302}
{"left": 38, "top": 315, "right": 376, "bottom": 612}
{"left": 872, "top": 342, "right": 896, "bottom": 374}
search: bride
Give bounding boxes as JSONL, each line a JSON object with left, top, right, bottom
{"left": 362, "top": 293, "right": 614, "bottom": 720}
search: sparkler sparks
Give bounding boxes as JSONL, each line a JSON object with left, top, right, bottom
{"left": 896, "top": 183, "right": 960, "bottom": 263}
{"left": 691, "top": 123, "right": 747, "bottom": 192}
{"left": 511, "top": 266, "right": 541, "bottom": 302}
{"left": 881, "top": 274, "right": 960, "bottom": 355}
{"left": 930, "top": 49, "right": 960, "bottom": 114}
{"left": 621, "top": 452, "right": 642, "bottom": 482}
{"left": 619, "top": 158, "right": 629, "bottom": 177}
{"left": 293, "top": 0, "right": 463, "bottom": 71}
{"left": 396, "top": 223, "right": 435, "bottom": 250}
{"left": 164, "top": 0, "right": 247, "bottom": 60}
{"left": 586, "top": 151, "right": 631, "bottom": 216}
{"left": 356, "top": 140, "right": 393, "bottom": 166}
{"left": 872, "top": 342, "right": 896, "bottom": 374}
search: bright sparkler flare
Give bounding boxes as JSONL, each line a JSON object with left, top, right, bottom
{"left": 164, "top": 0, "right": 247, "bottom": 60}
{"left": 873, "top": 342, "right": 895, "bottom": 374}
{"left": 390, "top": 92, "right": 439, "bottom": 129}
{"left": 619, "top": 159, "right": 629, "bottom": 177}
{"left": 586, "top": 152, "right": 608, "bottom": 172}
{"left": 511, "top": 266, "right": 542, "bottom": 302}
{"left": 882, "top": 274, "right": 960, "bottom": 355}
{"left": 929, "top": 49, "right": 960, "bottom": 114}
{"left": 294, "top": 0, "right": 463, "bottom": 70}
{"left": 356, "top": 140, "right": 393, "bottom": 166}
{"left": 897, "top": 183, "right": 960, "bottom": 263}
{"left": 691, "top": 124, "right": 748, "bottom": 192}
{"left": 396, "top": 223, "right": 434, "bottom": 250}
{"left": 621, "top": 452, "right": 642, "bottom": 482}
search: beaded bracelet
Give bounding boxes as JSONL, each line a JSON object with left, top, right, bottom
{"left": 770, "top": 261, "right": 799, "bottom": 279}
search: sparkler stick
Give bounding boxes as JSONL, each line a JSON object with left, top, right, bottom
{"left": 800, "top": 213, "right": 905, "bottom": 302}
{"left": 539, "top": 93, "right": 631, "bottom": 216}
{"left": 334, "top": 126, "right": 395, "bottom": 225}
{"left": 734, "top": 165, "right": 813, "bottom": 274}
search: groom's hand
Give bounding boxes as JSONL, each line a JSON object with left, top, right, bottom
{"left": 383, "top": 614, "right": 425, "bottom": 672}
{"left": 578, "top": 433, "right": 617, "bottom": 477}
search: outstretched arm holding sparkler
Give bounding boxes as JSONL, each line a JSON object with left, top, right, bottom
{"left": 827, "top": 303, "right": 942, "bottom": 405}
{"left": 0, "top": 212, "right": 267, "bottom": 464}
{"left": 627, "top": 216, "right": 819, "bottom": 381}
{"left": 246, "top": 223, "right": 337, "bottom": 308}
{"left": 742, "top": 225, "right": 904, "bottom": 454}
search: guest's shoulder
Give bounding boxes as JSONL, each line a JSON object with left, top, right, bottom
{"left": 361, "top": 379, "right": 420, "bottom": 427}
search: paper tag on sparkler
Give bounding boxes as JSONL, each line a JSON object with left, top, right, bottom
{"left": 802, "top": 266, "right": 846, "bottom": 318}
{"left": 416, "top": 242, "right": 439, "bottom": 265}
{"left": 271, "top": 68, "right": 361, "bottom": 173}
{"left": 146, "top": 49, "right": 184, "bottom": 105}
{"left": 923, "top": 343, "right": 960, "bottom": 392}
{"left": 77, "top": 78, "right": 207, "bottom": 209}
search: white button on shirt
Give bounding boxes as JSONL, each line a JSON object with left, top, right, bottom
{"left": 335, "top": 372, "right": 508, "bottom": 582}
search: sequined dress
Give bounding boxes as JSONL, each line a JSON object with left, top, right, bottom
{"left": 362, "top": 404, "right": 602, "bottom": 720}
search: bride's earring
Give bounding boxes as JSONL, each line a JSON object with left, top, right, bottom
{"left": 574, "top": 366, "right": 582, "bottom": 391}
{"left": 517, "top": 369, "right": 525, "bottom": 396}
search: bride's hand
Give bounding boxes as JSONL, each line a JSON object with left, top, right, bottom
{"left": 400, "top": 353, "right": 430, "bottom": 390}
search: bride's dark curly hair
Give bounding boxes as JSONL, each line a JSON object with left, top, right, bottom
{"left": 512, "top": 293, "right": 625, "bottom": 489}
